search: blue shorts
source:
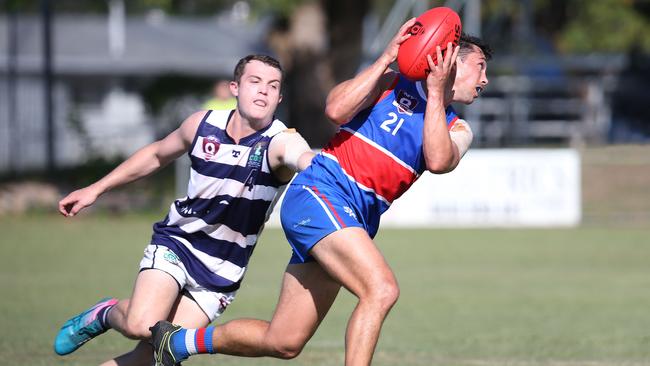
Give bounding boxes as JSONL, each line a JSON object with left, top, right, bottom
{"left": 281, "top": 184, "right": 365, "bottom": 264}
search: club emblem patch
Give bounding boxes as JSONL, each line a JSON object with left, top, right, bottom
{"left": 392, "top": 90, "right": 419, "bottom": 116}
{"left": 202, "top": 135, "right": 220, "bottom": 161}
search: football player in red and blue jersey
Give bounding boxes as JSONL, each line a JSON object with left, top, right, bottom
{"left": 151, "top": 19, "right": 491, "bottom": 366}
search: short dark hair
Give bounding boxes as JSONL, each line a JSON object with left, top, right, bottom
{"left": 459, "top": 33, "right": 492, "bottom": 61}
{"left": 233, "top": 54, "right": 283, "bottom": 83}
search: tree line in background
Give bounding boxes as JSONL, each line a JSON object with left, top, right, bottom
{"left": 3, "top": 0, "right": 649, "bottom": 148}
{"left": 6, "top": 0, "right": 650, "bottom": 53}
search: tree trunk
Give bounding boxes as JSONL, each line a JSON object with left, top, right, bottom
{"left": 323, "top": 0, "right": 369, "bottom": 83}
{"left": 268, "top": 0, "right": 370, "bottom": 148}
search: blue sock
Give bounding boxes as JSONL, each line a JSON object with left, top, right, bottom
{"left": 171, "top": 326, "right": 216, "bottom": 359}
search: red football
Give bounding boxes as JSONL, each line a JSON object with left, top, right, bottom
{"left": 397, "top": 7, "right": 462, "bottom": 81}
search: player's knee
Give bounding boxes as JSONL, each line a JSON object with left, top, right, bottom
{"left": 121, "top": 316, "right": 153, "bottom": 339}
{"left": 367, "top": 278, "right": 400, "bottom": 311}
{"left": 379, "top": 281, "right": 401, "bottom": 309}
{"left": 268, "top": 335, "right": 306, "bottom": 359}
{"left": 272, "top": 342, "right": 304, "bottom": 360}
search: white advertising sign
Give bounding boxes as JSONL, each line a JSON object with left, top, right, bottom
{"left": 382, "top": 149, "right": 581, "bottom": 227}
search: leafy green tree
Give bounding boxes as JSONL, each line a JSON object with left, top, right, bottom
{"left": 559, "top": 0, "right": 650, "bottom": 53}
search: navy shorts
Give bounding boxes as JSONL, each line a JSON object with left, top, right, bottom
{"left": 281, "top": 184, "right": 365, "bottom": 264}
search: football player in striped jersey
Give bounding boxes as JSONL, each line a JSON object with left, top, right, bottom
{"left": 53, "top": 55, "right": 314, "bottom": 365}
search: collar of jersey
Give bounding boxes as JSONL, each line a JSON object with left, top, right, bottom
{"left": 223, "top": 114, "right": 275, "bottom": 146}
{"left": 415, "top": 81, "right": 427, "bottom": 100}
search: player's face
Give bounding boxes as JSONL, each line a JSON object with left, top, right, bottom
{"left": 231, "top": 60, "right": 283, "bottom": 123}
{"left": 452, "top": 45, "right": 489, "bottom": 104}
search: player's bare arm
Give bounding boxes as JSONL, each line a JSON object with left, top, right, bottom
{"left": 267, "top": 129, "right": 314, "bottom": 182}
{"left": 58, "top": 111, "right": 204, "bottom": 217}
{"left": 449, "top": 119, "right": 473, "bottom": 159}
{"left": 325, "top": 18, "right": 416, "bottom": 125}
{"left": 422, "top": 42, "right": 462, "bottom": 174}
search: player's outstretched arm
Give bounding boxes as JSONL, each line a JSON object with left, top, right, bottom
{"left": 325, "top": 18, "right": 416, "bottom": 125}
{"left": 58, "top": 111, "right": 204, "bottom": 217}
{"left": 422, "top": 43, "right": 462, "bottom": 174}
{"left": 267, "top": 129, "right": 314, "bottom": 182}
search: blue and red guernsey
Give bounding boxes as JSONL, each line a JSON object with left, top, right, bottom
{"left": 292, "top": 75, "right": 458, "bottom": 236}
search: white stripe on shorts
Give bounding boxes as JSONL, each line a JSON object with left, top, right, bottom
{"left": 302, "top": 185, "right": 341, "bottom": 230}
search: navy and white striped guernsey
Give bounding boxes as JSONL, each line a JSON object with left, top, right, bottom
{"left": 151, "top": 110, "right": 289, "bottom": 293}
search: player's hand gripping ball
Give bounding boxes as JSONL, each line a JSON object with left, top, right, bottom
{"left": 397, "top": 7, "right": 462, "bottom": 81}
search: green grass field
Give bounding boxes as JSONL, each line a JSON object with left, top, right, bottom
{"left": 1, "top": 215, "right": 649, "bottom": 366}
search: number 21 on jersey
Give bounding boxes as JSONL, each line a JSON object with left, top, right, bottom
{"left": 380, "top": 112, "right": 404, "bottom": 136}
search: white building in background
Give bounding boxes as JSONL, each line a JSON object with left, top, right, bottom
{"left": 0, "top": 10, "right": 273, "bottom": 172}
{"left": 80, "top": 89, "right": 152, "bottom": 158}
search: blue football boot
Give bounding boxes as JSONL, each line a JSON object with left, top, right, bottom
{"left": 54, "top": 297, "right": 118, "bottom": 355}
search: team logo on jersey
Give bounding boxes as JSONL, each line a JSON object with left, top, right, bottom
{"left": 177, "top": 205, "right": 196, "bottom": 215}
{"left": 243, "top": 140, "right": 269, "bottom": 191}
{"left": 202, "top": 135, "right": 220, "bottom": 161}
{"left": 392, "top": 90, "right": 419, "bottom": 116}
{"left": 246, "top": 140, "right": 268, "bottom": 170}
